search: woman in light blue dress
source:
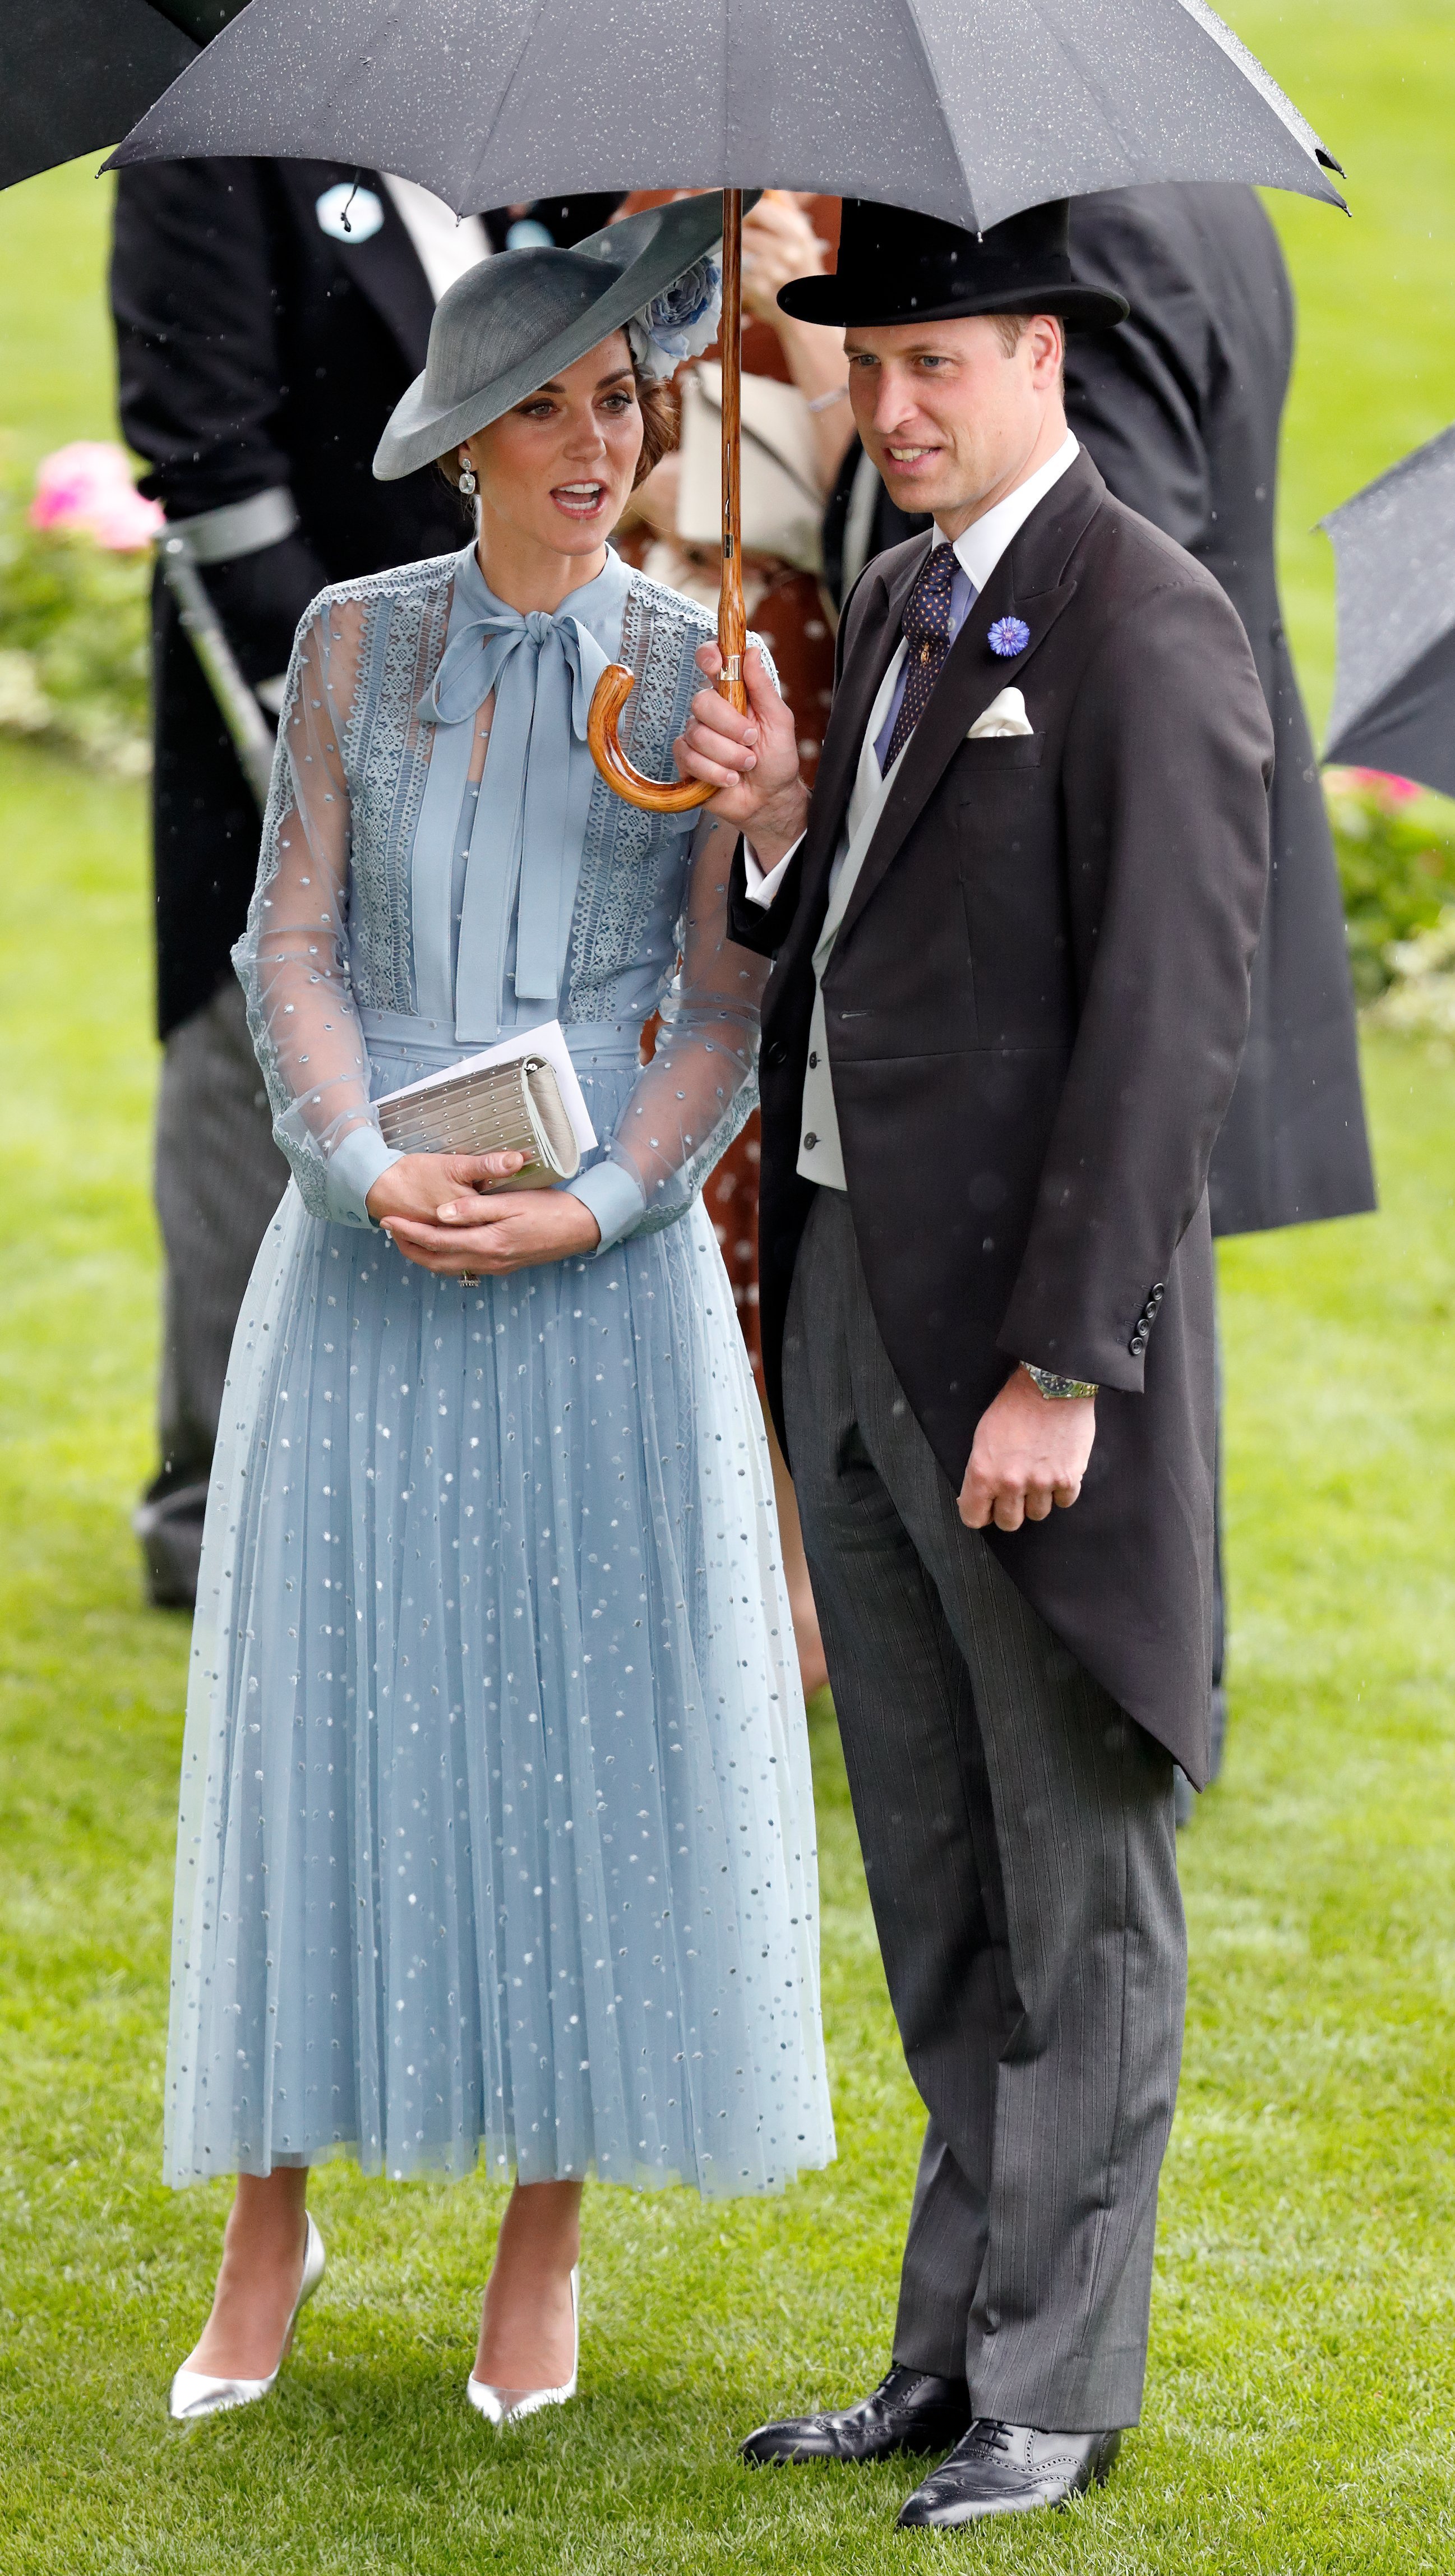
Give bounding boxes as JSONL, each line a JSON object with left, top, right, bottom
{"left": 167, "top": 194, "right": 832, "bottom": 2427}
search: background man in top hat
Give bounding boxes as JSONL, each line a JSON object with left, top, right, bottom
{"left": 676, "top": 197, "right": 1273, "bottom": 2528}
{"left": 823, "top": 179, "right": 1377, "bottom": 1806}
{"left": 111, "top": 160, "right": 617, "bottom": 1608}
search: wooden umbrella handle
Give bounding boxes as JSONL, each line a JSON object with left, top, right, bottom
{"left": 586, "top": 188, "right": 748, "bottom": 813}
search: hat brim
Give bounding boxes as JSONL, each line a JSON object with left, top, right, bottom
{"left": 778, "top": 274, "right": 1129, "bottom": 331}
{"left": 375, "top": 191, "right": 757, "bottom": 481}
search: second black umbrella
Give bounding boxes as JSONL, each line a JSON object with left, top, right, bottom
{"left": 0, "top": 1, "right": 247, "bottom": 193}
{"left": 1323, "top": 425, "right": 1455, "bottom": 799}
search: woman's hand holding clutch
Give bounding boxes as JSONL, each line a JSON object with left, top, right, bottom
{"left": 368, "top": 1150, "right": 601, "bottom": 1277}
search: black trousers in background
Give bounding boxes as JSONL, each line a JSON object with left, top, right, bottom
{"left": 783, "top": 1187, "right": 1186, "bottom": 2431}
{"left": 135, "top": 978, "right": 287, "bottom": 1606}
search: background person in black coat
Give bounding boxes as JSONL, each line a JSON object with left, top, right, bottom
{"left": 110, "top": 156, "right": 617, "bottom": 1605}
{"left": 823, "top": 180, "right": 1375, "bottom": 1798}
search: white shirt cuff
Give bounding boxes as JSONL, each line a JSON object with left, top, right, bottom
{"left": 743, "top": 830, "right": 806, "bottom": 910}
{"left": 325, "top": 1122, "right": 400, "bottom": 1228}
{"left": 561, "top": 1155, "right": 647, "bottom": 1254}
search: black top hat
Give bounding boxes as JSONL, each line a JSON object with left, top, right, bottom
{"left": 778, "top": 197, "right": 1128, "bottom": 333}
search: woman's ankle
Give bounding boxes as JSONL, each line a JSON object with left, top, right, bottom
{"left": 224, "top": 2168, "right": 309, "bottom": 2262}
{"left": 492, "top": 2178, "right": 583, "bottom": 2271}
{"left": 183, "top": 2171, "right": 312, "bottom": 2379}
{"left": 473, "top": 2180, "right": 583, "bottom": 2384}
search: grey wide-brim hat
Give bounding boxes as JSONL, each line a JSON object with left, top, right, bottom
{"left": 375, "top": 190, "right": 754, "bottom": 481}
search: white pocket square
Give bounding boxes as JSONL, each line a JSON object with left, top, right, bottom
{"left": 967, "top": 686, "right": 1034, "bottom": 739}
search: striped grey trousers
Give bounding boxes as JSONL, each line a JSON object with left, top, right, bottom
{"left": 783, "top": 1186, "right": 1185, "bottom": 2432}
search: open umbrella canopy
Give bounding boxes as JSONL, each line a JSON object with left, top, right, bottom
{"left": 0, "top": 0, "right": 247, "bottom": 192}
{"left": 1322, "top": 426, "right": 1455, "bottom": 800}
{"left": 109, "top": 0, "right": 1345, "bottom": 232}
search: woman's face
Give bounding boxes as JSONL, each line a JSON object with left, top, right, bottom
{"left": 463, "top": 330, "right": 644, "bottom": 560}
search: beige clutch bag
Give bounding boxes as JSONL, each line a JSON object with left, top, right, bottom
{"left": 377, "top": 1054, "right": 581, "bottom": 1187}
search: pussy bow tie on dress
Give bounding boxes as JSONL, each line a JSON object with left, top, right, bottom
{"left": 418, "top": 603, "right": 611, "bottom": 1011}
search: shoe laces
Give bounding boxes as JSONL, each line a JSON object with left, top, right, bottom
{"left": 966, "top": 2417, "right": 1013, "bottom": 2455}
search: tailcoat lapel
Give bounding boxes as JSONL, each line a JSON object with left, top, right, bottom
{"left": 834, "top": 451, "right": 1105, "bottom": 952}
{"left": 768, "top": 537, "right": 929, "bottom": 999}
{"left": 285, "top": 162, "right": 438, "bottom": 370}
{"left": 336, "top": 197, "right": 437, "bottom": 371}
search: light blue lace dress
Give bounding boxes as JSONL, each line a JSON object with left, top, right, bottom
{"left": 167, "top": 540, "right": 834, "bottom": 2197}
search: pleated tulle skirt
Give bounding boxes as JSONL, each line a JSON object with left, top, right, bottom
{"left": 166, "top": 1093, "right": 833, "bottom": 2197}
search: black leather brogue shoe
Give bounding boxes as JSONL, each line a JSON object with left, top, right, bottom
{"left": 740, "top": 2366, "right": 973, "bottom": 2467}
{"left": 895, "top": 2420, "right": 1121, "bottom": 2526}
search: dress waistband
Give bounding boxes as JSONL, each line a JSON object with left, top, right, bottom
{"left": 357, "top": 1007, "right": 645, "bottom": 1068}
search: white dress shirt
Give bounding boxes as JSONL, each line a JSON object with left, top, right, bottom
{"left": 745, "top": 432, "right": 1079, "bottom": 1189}
{"left": 382, "top": 175, "right": 490, "bottom": 302}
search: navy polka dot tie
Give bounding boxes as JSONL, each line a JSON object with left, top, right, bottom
{"left": 884, "top": 543, "right": 960, "bottom": 770}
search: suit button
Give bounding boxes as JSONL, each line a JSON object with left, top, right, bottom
{"left": 1152, "top": 1280, "right": 1166, "bottom": 1297}
{"left": 803, "top": 1133, "right": 818, "bottom": 1151}
{"left": 808, "top": 1050, "right": 818, "bottom": 1067}
{"left": 764, "top": 1040, "right": 788, "bottom": 1068}
{"left": 1129, "top": 1331, "right": 1147, "bottom": 1356}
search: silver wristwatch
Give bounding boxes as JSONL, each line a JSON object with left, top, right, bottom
{"left": 1023, "top": 1362, "right": 1098, "bottom": 1400}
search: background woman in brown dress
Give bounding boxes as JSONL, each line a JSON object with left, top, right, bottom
{"left": 616, "top": 191, "right": 855, "bottom": 1695}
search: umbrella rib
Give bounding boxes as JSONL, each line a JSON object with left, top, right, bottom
{"left": 1172, "top": 0, "right": 1341, "bottom": 174}
{"left": 461, "top": 0, "right": 557, "bottom": 212}
{"left": 895, "top": 0, "right": 984, "bottom": 232}
{"left": 1029, "top": 0, "right": 1329, "bottom": 200}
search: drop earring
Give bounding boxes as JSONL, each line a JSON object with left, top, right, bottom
{"left": 458, "top": 451, "right": 477, "bottom": 499}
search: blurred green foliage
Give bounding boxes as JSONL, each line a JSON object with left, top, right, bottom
{"left": 1325, "top": 768, "right": 1455, "bottom": 999}
{"left": 0, "top": 472, "right": 151, "bottom": 772}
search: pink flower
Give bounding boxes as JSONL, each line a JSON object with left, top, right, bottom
{"left": 1348, "top": 765, "right": 1421, "bottom": 806}
{"left": 29, "top": 441, "right": 163, "bottom": 551}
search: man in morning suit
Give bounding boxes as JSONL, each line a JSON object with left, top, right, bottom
{"left": 675, "top": 199, "right": 1273, "bottom": 2528}
{"left": 824, "top": 181, "right": 1375, "bottom": 1805}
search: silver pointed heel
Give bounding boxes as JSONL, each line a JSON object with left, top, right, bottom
{"left": 168, "top": 2211, "right": 326, "bottom": 2423}
{"left": 467, "top": 2263, "right": 579, "bottom": 2428}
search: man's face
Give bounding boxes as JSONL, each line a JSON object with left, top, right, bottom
{"left": 845, "top": 314, "right": 1065, "bottom": 534}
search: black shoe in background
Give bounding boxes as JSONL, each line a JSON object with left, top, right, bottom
{"left": 740, "top": 2365, "right": 972, "bottom": 2466}
{"left": 133, "top": 1476, "right": 209, "bottom": 1610}
{"left": 896, "top": 2419, "right": 1121, "bottom": 2526}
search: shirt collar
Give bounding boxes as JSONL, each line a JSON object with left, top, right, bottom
{"left": 935, "top": 430, "right": 1080, "bottom": 594}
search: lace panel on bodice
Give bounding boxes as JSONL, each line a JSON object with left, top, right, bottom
{"left": 337, "top": 559, "right": 454, "bottom": 1013}
{"left": 563, "top": 575, "right": 714, "bottom": 1025}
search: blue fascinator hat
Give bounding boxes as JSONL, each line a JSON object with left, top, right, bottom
{"left": 375, "top": 191, "right": 756, "bottom": 481}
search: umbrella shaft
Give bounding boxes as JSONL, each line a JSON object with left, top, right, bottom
{"left": 718, "top": 189, "right": 747, "bottom": 706}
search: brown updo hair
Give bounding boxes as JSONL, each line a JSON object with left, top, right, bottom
{"left": 437, "top": 357, "right": 678, "bottom": 518}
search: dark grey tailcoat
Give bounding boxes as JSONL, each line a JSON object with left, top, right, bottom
{"left": 824, "top": 185, "right": 1374, "bottom": 1239}
{"left": 729, "top": 452, "right": 1272, "bottom": 1784}
{"left": 1065, "top": 182, "right": 1375, "bottom": 1233}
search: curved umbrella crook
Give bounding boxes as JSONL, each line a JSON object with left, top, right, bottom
{"left": 586, "top": 190, "right": 747, "bottom": 812}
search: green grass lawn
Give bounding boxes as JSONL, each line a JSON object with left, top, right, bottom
{"left": 3, "top": 2, "right": 1455, "bottom": 2567}
{"left": 2, "top": 744, "right": 1453, "bottom": 2576}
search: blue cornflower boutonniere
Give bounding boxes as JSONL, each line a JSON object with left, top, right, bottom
{"left": 987, "top": 615, "right": 1031, "bottom": 658}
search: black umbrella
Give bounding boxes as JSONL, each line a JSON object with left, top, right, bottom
{"left": 0, "top": 1, "right": 247, "bottom": 193}
{"left": 109, "top": 0, "right": 1344, "bottom": 230}
{"left": 1322, "top": 426, "right": 1455, "bottom": 800}
{"left": 109, "top": 0, "right": 1346, "bottom": 810}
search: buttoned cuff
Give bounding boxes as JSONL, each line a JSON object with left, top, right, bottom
{"left": 325, "top": 1122, "right": 401, "bottom": 1229}
{"left": 561, "top": 1156, "right": 646, "bottom": 1253}
{"left": 743, "top": 831, "right": 805, "bottom": 909}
